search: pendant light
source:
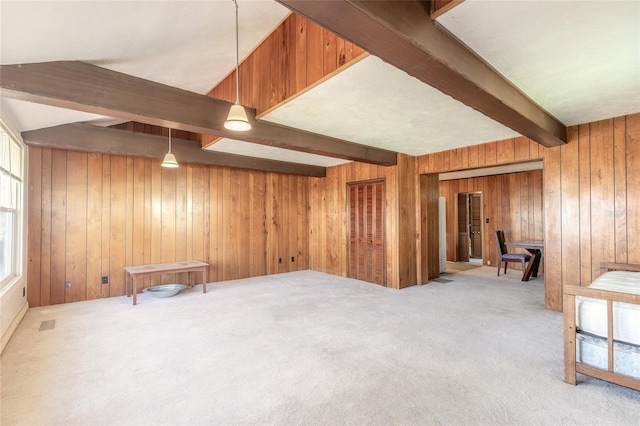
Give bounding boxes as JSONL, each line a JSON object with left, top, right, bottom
{"left": 224, "top": 0, "right": 251, "bottom": 131}
{"left": 161, "top": 128, "right": 178, "bottom": 168}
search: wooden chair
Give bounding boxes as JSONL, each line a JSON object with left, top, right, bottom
{"left": 495, "top": 230, "right": 531, "bottom": 276}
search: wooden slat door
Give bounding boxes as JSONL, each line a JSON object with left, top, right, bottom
{"left": 457, "top": 193, "right": 469, "bottom": 262}
{"left": 470, "top": 193, "right": 483, "bottom": 259}
{"left": 348, "top": 180, "right": 385, "bottom": 285}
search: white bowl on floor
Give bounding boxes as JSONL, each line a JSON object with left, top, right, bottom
{"left": 143, "top": 284, "right": 187, "bottom": 298}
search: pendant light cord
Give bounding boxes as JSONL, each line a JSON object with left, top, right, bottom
{"left": 168, "top": 128, "right": 172, "bottom": 153}
{"left": 233, "top": 0, "right": 240, "bottom": 105}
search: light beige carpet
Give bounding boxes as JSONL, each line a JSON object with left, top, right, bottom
{"left": 1, "top": 267, "right": 638, "bottom": 425}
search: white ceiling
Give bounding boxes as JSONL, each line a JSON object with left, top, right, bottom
{"left": 1, "top": 1, "right": 639, "bottom": 168}
{"left": 436, "top": 0, "right": 640, "bottom": 126}
{"left": 261, "top": 55, "right": 520, "bottom": 155}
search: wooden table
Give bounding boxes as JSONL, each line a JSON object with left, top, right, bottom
{"left": 124, "top": 260, "right": 208, "bottom": 305}
{"left": 505, "top": 241, "right": 544, "bottom": 281}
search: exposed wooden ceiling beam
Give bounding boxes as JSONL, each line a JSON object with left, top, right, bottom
{"left": 0, "top": 61, "right": 397, "bottom": 165}
{"left": 21, "top": 124, "right": 327, "bottom": 177}
{"left": 277, "top": 0, "right": 567, "bottom": 147}
{"left": 431, "top": 0, "right": 466, "bottom": 20}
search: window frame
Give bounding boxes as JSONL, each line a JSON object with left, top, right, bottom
{"left": 0, "top": 123, "right": 24, "bottom": 290}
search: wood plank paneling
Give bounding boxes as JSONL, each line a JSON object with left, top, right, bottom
{"left": 124, "top": 157, "right": 134, "bottom": 286}
{"left": 150, "top": 158, "right": 162, "bottom": 285}
{"left": 306, "top": 19, "right": 324, "bottom": 86}
{"left": 497, "top": 138, "right": 515, "bottom": 164}
{"left": 207, "top": 14, "right": 366, "bottom": 117}
{"left": 279, "top": 174, "right": 290, "bottom": 274}
{"left": 397, "top": 154, "right": 418, "bottom": 288}
{"left": 578, "top": 124, "right": 592, "bottom": 287}
{"left": 294, "top": 14, "right": 307, "bottom": 93}
{"left": 192, "top": 165, "right": 206, "bottom": 278}
{"left": 589, "top": 119, "right": 615, "bottom": 280}
{"left": 627, "top": 114, "right": 640, "bottom": 264}
{"left": 542, "top": 142, "right": 562, "bottom": 310}
{"left": 26, "top": 112, "right": 640, "bottom": 313}
{"left": 249, "top": 171, "right": 266, "bottom": 276}
{"left": 209, "top": 168, "right": 220, "bottom": 282}
{"left": 65, "top": 151, "right": 87, "bottom": 302}
{"left": 560, "top": 126, "right": 580, "bottom": 287}
{"left": 101, "top": 155, "right": 111, "bottom": 297}
{"left": 50, "top": 149, "right": 66, "bottom": 305}
{"left": 86, "top": 153, "right": 103, "bottom": 300}
{"left": 514, "top": 136, "right": 531, "bottom": 162}
{"left": 109, "top": 156, "right": 126, "bottom": 296}
{"left": 420, "top": 174, "right": 440, "bottom": 283}
{"left": 175, "top": 162, "right": 188, "bottom": 282}
{"left": 439, "top": 171, "right": 544, "bottom": 269}
{"left": 26, "top": 147, "right": 42, "bottom": 306}
{"left": 323, "top": 28, "right": 337, "bottom": 76}
{"left": 419, "top": 112, "right": 640, "bottom": 311}
{"left": 27, "top": 149, "right": 311, "bottom": 306}
{"left": 485, "top": 142, "right": 497, "bottom": 165}
{"left": 613, "top": 116, "right": 628, "bottom": 264}
{"left": 40, "top": 149, "right": 52, "bottom": 305}
{"left": 308, "top": 160, "right": 401, "bottom": 288}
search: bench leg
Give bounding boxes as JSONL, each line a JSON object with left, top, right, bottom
{"left": 133, "top": 278, "right": 137, "bottom": 305}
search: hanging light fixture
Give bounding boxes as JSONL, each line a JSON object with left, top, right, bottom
{"left": 161, "top": 128, "right": 179, "bottom": 168}
{"left": 224, "top": 0, "right": 251, "bottom": 131}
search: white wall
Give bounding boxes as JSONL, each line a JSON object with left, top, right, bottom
{"left": 1, "top": 107, "right": 29, "bottom": 353}
{"left": 1, "top": 277, "right": 28, "bottom": 352}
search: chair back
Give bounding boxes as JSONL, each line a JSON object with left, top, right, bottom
{"left": 495, "top": 230, "right": 508, "bottom": 256}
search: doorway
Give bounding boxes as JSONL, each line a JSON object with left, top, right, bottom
{"left": 457, "top": 192, "right": 483, "bottom": 262}
{"left": 347, "top": 179, "right": 386, "bottom": 286}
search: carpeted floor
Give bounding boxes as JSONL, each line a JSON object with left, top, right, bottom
{"left": 1, "top": 267, "right": 638, "bottom": 425}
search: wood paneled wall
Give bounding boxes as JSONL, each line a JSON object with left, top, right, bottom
{"left": 25, "top": 110, "right": 639, "bottom": 312}
{"left": 209, "top": 13, "right": 365, "bottom": 112}
{"left": 397, "top": 154, "right": 419, "bottom": 288}
{"left": 206, "top": 13, "right": 366, "bottom": 144}
{"left": 308, "top": 161, "right": 400, "bottom": 288}
{"left": 419, "top": 114, "right": 640, "bottom": 311}
{"left": 26, "top": 148, "right": 309, "bottom": 307}
{"left": 308, "top": 153, "right": 435, "bottom": 289}
{"left": 544, "top": 114, "right": 640, "bottom": 311}
{"left": 438, "top": 171, "right": 544, "bottom": 269}
{"left": 420, "top": 174, "right": 440, "bottom": 282}
{"left": 418, "top": 136, "right": 544, "bottom": 174}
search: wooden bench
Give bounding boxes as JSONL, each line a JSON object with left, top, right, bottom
{"left": 124, "top": 260, "right": 208, "bottom": 305}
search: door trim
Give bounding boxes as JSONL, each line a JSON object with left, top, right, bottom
{"left": 346, "top": 178, "right": 386, "bottom": 286}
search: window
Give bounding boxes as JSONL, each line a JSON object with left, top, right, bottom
{"left": 0, "top": 125, "right": 22, "bottom": 287}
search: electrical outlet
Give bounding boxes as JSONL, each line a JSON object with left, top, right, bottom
{"left": 65, "top": 281, "right": 71, "bottom": 288}
{"left": 101, "top": 276, "right": 109, "bottom": 284}
{"left": 278, "top": 258, "right": 282, "bottom": 264}
{"left": 487, "top": 260, "right": 491, "bottom": 266}
{"left": 291, "top": 256, "right": 295, "bottom": 262}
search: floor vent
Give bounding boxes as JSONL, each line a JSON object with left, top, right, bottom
{"left": 39, "top": 320, "right": 56, "bottom": 331}
{"left": 431, "top": 278, "right": 453, "bottom": 283}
